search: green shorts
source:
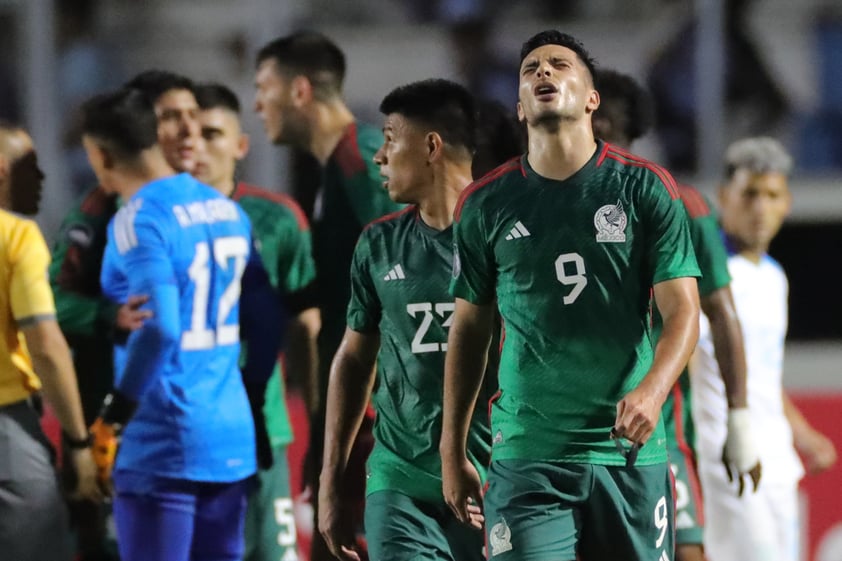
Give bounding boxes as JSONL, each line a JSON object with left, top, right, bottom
{"left": 243, "top": 446, "right": 298, "bottom": 561}
{"left": 365, "top": 490, "right": 484, "bottom": 561}
{"left": 483, "top": 460, "right": 674, "bottom": 561}
{"left": 668, "top": 445, "right": 704, "bottom": 545}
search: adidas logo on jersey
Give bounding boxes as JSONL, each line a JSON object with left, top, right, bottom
{"left": 383, "top": 264, "right": 406, "bottom": 281}
{"left": 505, "top": 221, "right": 531, "bottom": 240}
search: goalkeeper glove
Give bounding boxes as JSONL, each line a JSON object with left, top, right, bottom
{"left": 90, "top": 391, "right": 137, "bottom": 491}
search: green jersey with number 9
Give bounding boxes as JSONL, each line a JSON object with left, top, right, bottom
{"left": 451, "top": 141, "right": 700, "bottom": 466}
{"left": 347, "top": 206, "right": 494, "bottom": 502}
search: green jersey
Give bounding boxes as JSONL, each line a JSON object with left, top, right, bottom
{"left": 49, "top": 186, "right": 120, "bottom": 423}
{"left": 233, "top": 183, "right": 317, "bottom": 447}
{"left": 660, "top": 184, "right": 731, "bottom": 451}
{"left": 451, "top": 142, "right": 700, "bottom": 466}
{"left": 314, "top": 122, "right": 404, "bottom": 394}
{"left": 347, "top": 206, "right": 493, "bottom": 502}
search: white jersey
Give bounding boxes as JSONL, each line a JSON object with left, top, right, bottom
{"left": 691, "top": 252, "right": 803, "bottom": 484}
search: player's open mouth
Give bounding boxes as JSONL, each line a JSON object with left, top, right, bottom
{"left": 534, "top": 83, "right": 558, "bottom": 101}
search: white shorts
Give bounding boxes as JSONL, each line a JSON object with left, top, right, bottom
{"left": 699, "top": 460, "right": 800, "bottom": 561}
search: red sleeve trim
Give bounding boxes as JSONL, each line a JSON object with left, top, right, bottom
{"left": 233, "top": 183, "right": 311, "bottom": 231}
{"left": 454, "top": 157, "right": 521, "bottom": 221}
{"left": 595, "top": 142, "right": 610, "bottom": 167}
{"left": 362, "top": 205, "right": 416, "bottom": 232}
{"left": 331, "top": 122, "right": 367, "bottom": 179}
{"left": 676, "top": 183, "right": 711, "bottom": 219}
{"left": 605, "top": 146, "right": 680, "bottom": 200}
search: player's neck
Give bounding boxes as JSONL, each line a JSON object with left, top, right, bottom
{"left": 526, "top": 121, "right": 596, "bottom": 181}
{"left": 738, "top": 248, "right": 766, "bottom": 264}
{"left": 214, "top": 177, "right": 237, "bottom": 198}
{"left": 726, "top": 233, "right": 767, "bottom": 264}
{"left": 418, "top": 164, "right": 472, "bottom": 231}
{"left": 115, "top": 150, "right": 176, "bottom": 200}
{"left": 308, "top": 102, "right": 355, "bottom": 165}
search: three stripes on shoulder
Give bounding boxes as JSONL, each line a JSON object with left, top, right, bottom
{"left": 505, "top": 221, "right": 531, "bottom": 240}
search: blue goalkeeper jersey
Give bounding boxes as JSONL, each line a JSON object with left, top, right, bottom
{"left": 101, "top": 173, "right": 256, "bottom": 483}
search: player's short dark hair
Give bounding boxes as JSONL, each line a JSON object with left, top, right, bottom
{"left": 195, "top": 83, "right": 240, "bottom": 114}
{"left": 123, "top": 70, "right": 195, "bottom": 104}
{"left": 81, "top": 88, "right": 158, "bottom": 159}
{"left": 472, "top": 99, "right": 525, "bottom": 178}
{"left": 593, "top": 69, "right": 654, "bottom": 144}
{"left": 379, "top": 79, "right": 478, "bottom": 155}
{"left": 520, "top": 30, "right": 597, "bottom": 83}
{"left": 256, "top": 31, "right": 346, "bottom": 101}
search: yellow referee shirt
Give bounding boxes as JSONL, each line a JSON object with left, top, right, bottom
{"left": 0, "top": 209, "right": 56, "bottom": 406}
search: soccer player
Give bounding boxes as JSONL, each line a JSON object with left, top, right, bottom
{"left": 592, "top": 68, "right": 761, "bottom": 561}
{"left": 0, "top": 123, "right": 100, "bottom": 561}
{"left": 319, "top": 79, "right": 491, "bottom": 561}
{"left": 692, "top": 137, "right": 837, "bottom": 561}
{"left": 49, "top": 69, "right": 202, "bottom": 561}
{"left": 81, "top": 87, "right": 258, "bottom": 561}
{"left": 194, "top": 82, "right": 320, "bottom": 561}
{"left": 254, "top": 31, "right": 403, "bottom": 560}
{"left": 440, "top": 30, "right": 701, "bottom": 560}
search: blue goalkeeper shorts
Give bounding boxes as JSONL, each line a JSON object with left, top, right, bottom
{"left": 113, "top": 475, "right": 250, "bottom": 561}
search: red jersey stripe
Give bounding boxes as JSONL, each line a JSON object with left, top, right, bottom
{"left": 595, "top": 142, "right": 611, "bottom": 167}
{"left": 454, "top": 157, "right": 522, "bottom": 221}
{"left": 234, "top": 182, "right": 311, "bottom": 231}
{"left": 676, "top": 184, "right": 711, "bottom": 219}
{"left": 605, "top": 150, "right": 679, "bottom": 200}
{"left": 362, "top": 205, "right": 416, "bottom": 231}
{"left": 332, "top": 122, "right": 367, "bottom": 179}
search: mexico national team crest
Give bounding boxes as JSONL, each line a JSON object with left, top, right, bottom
{"left": 489, "top": 518, "right": 513, "bottom": 556}
{"left": 594, "top": 199, "right": 627, "bottom": 243}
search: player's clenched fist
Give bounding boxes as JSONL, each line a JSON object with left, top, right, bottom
{"left": 614, "top": 386, "right": 663, "bottom": 446}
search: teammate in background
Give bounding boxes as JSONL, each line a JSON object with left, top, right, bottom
{"left": 254, "top": 30, "right": 403, "bottom": 561}
{"left": 194, "top": 82, "right": 320, "bottom": 561}
{"left": 319, "top": 79, "right": 491, "bottom": 561}
{"left": 0, "top": 123, "right": 100, "bottom": 561}
{"left": 82, "top": 88, "right": 259, "bottom": 561}
{"left": 50, "top": 69, "right": 202, "bottom": 561}
{"left": 440, "top": 30, "right": 701, "bottom": 560}
{"left": 592, "top": 68, "right": 761, "bottom": 561}
{"left": 692, "top": 137, "right": 837, "bottom": 561}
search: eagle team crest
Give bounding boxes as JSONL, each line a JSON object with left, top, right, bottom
{"left": 594, "top": 199, "right": 627, "bottom": 243}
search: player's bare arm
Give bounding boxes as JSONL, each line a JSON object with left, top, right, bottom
{"left": 440, "top": 298, "right": 493, "bottom": 528}
{"left": 783, "top": 392, "right": 837, "bottom": 475}
{"left": 702, "top": 286, "right": 761, "bottom": 494}
{"left": 286, "top": 307, "right": 321, "bottom": 416}
{"left": 22, "top": 319, "right": 101, "bottom": 502}
{"left": 319, "top": 327, "right": 379, "bottom": 561}
{"left": 615, "top": 276, "right": 699, "bottom": 445}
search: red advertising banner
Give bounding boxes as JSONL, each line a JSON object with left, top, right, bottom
{"left": 791, "top": 393, "right": 842, "bottom": 561}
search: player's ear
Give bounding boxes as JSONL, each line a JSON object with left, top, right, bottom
{"left": 426, "top": 132, "right": 444, "bottom": 164}
{"left": 516, "top": 101, "right": 525, "bottom": 123}
{"left": 236, "top": 133, "right": 250, "bottom": 161}
{"left": 290, "top": 75, "right": 312, "bottom": 107}
{"left": 586, "top": 88, "right": 600, "bottom": 114}
{"left": 99, "top": 144, "right": 116, "bottom": 171}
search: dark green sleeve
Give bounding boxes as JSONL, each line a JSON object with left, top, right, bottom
{"left": 49, "top": 213, "right": 119, "bottom": 338}
{"left": 450, "top": 196, "right": 496, "bottom": 305}
{"left": 277, "top": 219, "right": 317, "bottom": 296}
{"left": 690, "top": 210, "right": 731, "bottom": 296}
{"left": 640, "top": 175, "right": 701, "bottom": 285}
{"left": 346, "top": 232, "right": 381, "bottom": 333}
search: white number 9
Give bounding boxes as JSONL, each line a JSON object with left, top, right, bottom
{"left": 554, "top": 252, "right": 587, "bottom": 305}
{"left": 654, "top": 495, "right": 669, "bottom": 548}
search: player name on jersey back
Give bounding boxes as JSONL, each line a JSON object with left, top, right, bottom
{"left": 173, "top": 198, "right": 240, "bottom": 228}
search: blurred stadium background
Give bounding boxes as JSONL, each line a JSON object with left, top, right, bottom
{"left": 1, "top": 0, "right": 840, "bottom": 559}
